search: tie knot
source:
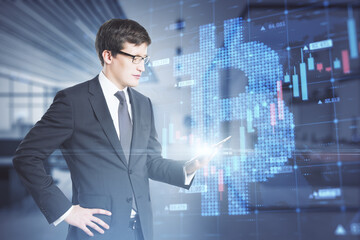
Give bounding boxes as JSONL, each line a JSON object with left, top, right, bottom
{"left": 115, "top": 91, "right": 126, "bottom": 104}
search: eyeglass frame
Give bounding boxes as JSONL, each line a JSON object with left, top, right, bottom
{"left": 112, "top": 50, "right": 150, "bottom": 64}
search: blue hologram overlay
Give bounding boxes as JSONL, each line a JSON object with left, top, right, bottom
{"left": 174, "top": 18, "right": 295, "bottom": 216}
{"left": 347, "top": 6, "right": 359, "bottom": 59}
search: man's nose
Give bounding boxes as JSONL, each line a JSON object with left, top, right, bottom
{"left": 137, "top": 61, "right": 145, "bottom": 72}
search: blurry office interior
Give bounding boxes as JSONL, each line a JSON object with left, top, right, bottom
{"left": 0, "top": 0, "right": 360, "bottom": 239}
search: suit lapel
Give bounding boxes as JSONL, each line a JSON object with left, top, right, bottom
{"left": 88, "top": 77, "right": 128, "bottom": 168}
{"left": 128, "top": 88, "right": 142, "bottom": 167}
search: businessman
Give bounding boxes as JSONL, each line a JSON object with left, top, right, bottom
{"left": 13, "top": 19, "right": 218, "bottom": 240}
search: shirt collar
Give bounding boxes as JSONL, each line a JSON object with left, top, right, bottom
{"left": 99, "top": 71, "right": 130, "bottom": 102}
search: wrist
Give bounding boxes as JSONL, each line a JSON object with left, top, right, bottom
{"left": 185, "top": 160, "right": 196, "bottom": 175}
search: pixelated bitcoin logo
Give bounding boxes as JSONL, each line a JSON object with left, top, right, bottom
{"left": 174, "top": 18, "right": 295, "bottom": 215}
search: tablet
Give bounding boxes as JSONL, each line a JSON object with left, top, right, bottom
{"left": 211, "top": 136, "right": 231, "bottom": 148}
{"left": 188, "top": 136, "right": 232, "bottom": 162}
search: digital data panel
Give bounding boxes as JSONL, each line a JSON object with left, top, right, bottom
{"left": 174, "top": 17, "right": 296, "bottom": 216}
{"left": 148, "top": 1, "right": 360, "bottom": 239}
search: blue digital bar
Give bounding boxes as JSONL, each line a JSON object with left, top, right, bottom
{"left": 247, "top": 110, "right": 254, "bottom": 132}
{"left": 254, "top": 104, "right": 260, "bottom": 118}
{"left": 240, "top": 126, "right": 246, "bottom": 165}
{"left": 292, "top": 67, "right": 300, "bottom": 97}
{"left": 300, "top": 63, "right": 308, "bottom": 100}
{"left": 169, "top": 123, "right": 174, "bottom": 144}
{"left": 348, "top": 6, "right": 359, "bottom": 59}
{"left": 308, "top": 53, "right": 314, "bottom": 70}
{"left": 284, "top": 73, "right": 290, "bottom": 83}
{"left": 334, "top": 58, "right": 341, "bottom": 69}
{"left": 162, "top": 128, "right": 168, "bottom": 157}
{"left": 225, "top": 165, "right": 231, "bottom": 177}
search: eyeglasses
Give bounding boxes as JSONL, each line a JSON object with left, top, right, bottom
{"left": 116, "top": 50, "right": 150, "bottom": 64}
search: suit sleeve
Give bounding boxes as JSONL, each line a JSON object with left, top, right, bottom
{"left": 12, "top": 90, "right": 73, "bottom": 224}
{"left": 146, "top": 98, "right": 192, "bottom": 189}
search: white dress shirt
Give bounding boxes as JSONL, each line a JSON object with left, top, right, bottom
{"left": 53, "top": 71, "right": 195, "bottom": 226}
{"left": 99, "top": 71, "right": 133, "bottom": 136}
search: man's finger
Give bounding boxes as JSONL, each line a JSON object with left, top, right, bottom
{"left": 87, "top": 221, "right": 105, "bottom": 234}
{"left": 81, "top": 225, "right": 94, "bottom": 237}
{"left": 91, "top": 208, "right": 112, "bottom": 216}
{"left": 91, "top": 216, "right": 110, "bottom": 230}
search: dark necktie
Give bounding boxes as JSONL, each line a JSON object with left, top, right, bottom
{"left": 114, "top": 90, "right": 137, "bottom": 212}
{"left": 114, "top": 91, "right": 132, "bottom": 163}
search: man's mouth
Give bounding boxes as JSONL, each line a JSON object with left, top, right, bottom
{"left": 133, "top": 74, "right": 141, "bottom": 79}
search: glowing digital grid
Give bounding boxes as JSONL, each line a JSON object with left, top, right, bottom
{"left": 174, "top": 18, "right": 295, "bottom": 215}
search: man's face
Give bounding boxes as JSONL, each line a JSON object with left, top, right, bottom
{"left": 105, "top": 42, "right": 147, "bottom": 90}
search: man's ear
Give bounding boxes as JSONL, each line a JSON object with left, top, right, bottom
{"left": 102, "top": 50, "right": 113, "bottom": 65}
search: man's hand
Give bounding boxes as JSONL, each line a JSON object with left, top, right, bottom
{"left": 185, "top": 136, "right": 231, "bottom": 175}
{"left": 185, "top": 146, "right": 220, "bottom": 175}
{"left": 65, "top": 205, "right": 112, "bottom": 237}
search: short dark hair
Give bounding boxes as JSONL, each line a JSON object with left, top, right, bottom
{"left": 95, "top": 19, "right": 151, "bottom": 66}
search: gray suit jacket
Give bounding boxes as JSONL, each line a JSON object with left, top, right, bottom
{"left": 13, "top": 76, "right": 192, "bottom": 240}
